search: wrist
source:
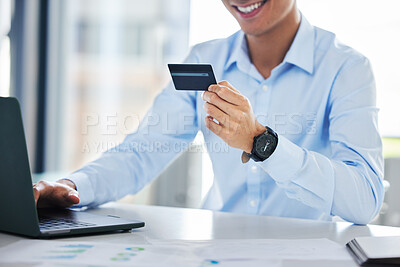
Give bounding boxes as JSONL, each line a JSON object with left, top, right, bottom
{"left": 58, "top": 179, "right": 77, "bottom": 190}
{"left": 255, "top": 122, "right": 267, "bottom": 136}
{"left": 244, "top": 123, "right": 266, "bottom": 153}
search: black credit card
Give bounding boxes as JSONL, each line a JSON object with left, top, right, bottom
{"left": 168, "top": 64, "right": 217, "bottom": 91}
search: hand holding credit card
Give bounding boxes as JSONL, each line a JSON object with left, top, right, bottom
{"left": 168, "top": 64, "right": 217, "bottom": 91}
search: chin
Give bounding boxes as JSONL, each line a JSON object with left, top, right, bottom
{"left": 239, "top": 22, "right": 273, "bottom": 37}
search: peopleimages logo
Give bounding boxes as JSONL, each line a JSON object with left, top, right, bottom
{"left": 81, "top": 111, "right": 318, "bottom": 136}
{"left": 80, "top": 111, "right": 318, "bottom": 153}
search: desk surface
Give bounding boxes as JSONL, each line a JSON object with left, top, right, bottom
{"left": 2, "top": 203, "right": 400, "bottom": 266}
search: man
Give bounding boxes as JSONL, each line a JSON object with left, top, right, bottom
{"left": 34, "top": 0, "right": 383, "bottom": 224}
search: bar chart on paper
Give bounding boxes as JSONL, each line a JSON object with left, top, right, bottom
{"left": 0, "top": 239, "right": 353, "bottom": 266}
{"left": 0, "top": 241, "right": 152, "bottom": 266}
{"left": 41, "top": 244, "right": 93, "bottom": 260}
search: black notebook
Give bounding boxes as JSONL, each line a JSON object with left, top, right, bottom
{"left": 346, "top": 236, "right": 400, "bottom": 266}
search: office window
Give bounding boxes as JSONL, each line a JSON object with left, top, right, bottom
{"left": 189, "top": 0, "right": 239, "bottom": 46}
{"left": 0, "top": 0, "right": 11, "bottom": 97}
{"left": 44, "top": 0, "right": 190, "bottom": 173}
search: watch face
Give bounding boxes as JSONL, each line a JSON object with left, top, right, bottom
{"left": 255, "top": 134, "right": 277, "bottom": 158}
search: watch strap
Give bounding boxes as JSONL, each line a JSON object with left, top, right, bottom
{"left": 241, "top": 151, "right": 250, "bottom": 163}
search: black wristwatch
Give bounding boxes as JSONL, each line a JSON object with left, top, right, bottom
{"left": 243, "top": 126, "right": 278, "bottom": 163}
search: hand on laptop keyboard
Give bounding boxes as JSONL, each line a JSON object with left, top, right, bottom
{"left": 33, "top": 179, "right": 80, "bottom": 208}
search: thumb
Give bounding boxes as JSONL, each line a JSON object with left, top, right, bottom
{"left": 67, "top": 190, "right": 80, "bottom": 204}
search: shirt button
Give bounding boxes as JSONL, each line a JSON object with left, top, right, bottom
{"left": 262, "top": 85, "right": 269, "bottom": 92}
{"left": 250, "top": 200, "right": 256, "bottom": 207}
{"left": 251, "top": 166, "right": 258, "bottom": 173}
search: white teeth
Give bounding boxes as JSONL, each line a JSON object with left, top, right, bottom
{"left": 237, "top": 1, "right": 263, "bottom": 14}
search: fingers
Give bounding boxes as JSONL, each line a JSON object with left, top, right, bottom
{"left": 202, "top": 90, "right": 238, "bottom": 116}
{"left": 208, "top": 82, "right": 244, "bottom": 106}
{"left": 67, "top": 191, "right": 80, "bottom": 204}
{"left": 58, "top": 179, "right": 80, "bottom": 205}
{"left": 203, "top": 102, "right": 228, "bottom": 126}
{"left": 218, "top": 80, "right": 239, "bottom": 93}
{"left": 56, "top": 188, "right": 80, "bottom": 206}
{"left": 205, "top": 116, "right": 223, "bottom": 136}
{"left": 33, "top": 186, "right": 40, "bottom": 205}
{"left": 202, "top": 80, "right": 262, "bottom": 152}
{"left": 33, "top": 180, "right": 53, "bottom": 205}
{"left": 33, "top": 180, "right": 80, "bottom": 208}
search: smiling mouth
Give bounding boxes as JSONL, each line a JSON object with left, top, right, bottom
{"left": 233, "top": 0, "right": 268, "bottom": 14}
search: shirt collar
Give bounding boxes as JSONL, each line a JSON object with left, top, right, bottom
{"left": 224, "top": 31, "right": 250, "bottom": 72}
{"left": 283, "top": 15, "right": 315, "bottom": 74}
{"left": 224, "top": 15, "right": 315, "bottom": 75}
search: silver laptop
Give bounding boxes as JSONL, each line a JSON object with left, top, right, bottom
{"left": 0, "top": 97, "right": 144, "bottom": 238}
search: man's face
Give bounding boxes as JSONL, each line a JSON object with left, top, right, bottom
{"left": 221, "top": 0, "right": 297, "bottom": 37}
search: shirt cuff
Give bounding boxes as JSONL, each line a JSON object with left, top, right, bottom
{"left": 66, "top": 172, "right": 95, "bottom": 207}
{"left": 257, "top": 135, "right": 305, "bottom": 182}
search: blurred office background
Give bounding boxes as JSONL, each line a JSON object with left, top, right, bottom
{"left": 0, "top": 0, "right": 399, "bottom": 225}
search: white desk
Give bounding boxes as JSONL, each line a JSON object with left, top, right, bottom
{"left": 1, "top": 203, "right": 400, "bottom": 266}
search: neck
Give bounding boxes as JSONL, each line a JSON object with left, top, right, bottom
{"left": 246, "top": 9, "right": 301, "bottom": 79}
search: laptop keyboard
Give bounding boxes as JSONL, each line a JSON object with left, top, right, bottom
{"left": 39, "top": 217, "right": 95, "bottom": 230}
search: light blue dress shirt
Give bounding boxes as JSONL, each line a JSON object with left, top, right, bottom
{"left": 69, "top": 16, "right": 383, "bottom": 225}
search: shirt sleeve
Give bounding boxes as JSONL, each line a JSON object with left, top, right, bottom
{"left": 67, "top": 50, "right": 201, "bottom": 207}
{"left": 257, "top": 56, "right": 384, "bottom": 225}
